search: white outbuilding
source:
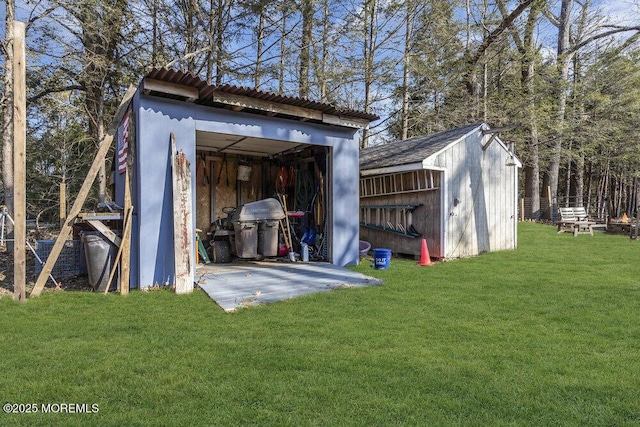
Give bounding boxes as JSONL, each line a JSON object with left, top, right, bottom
{"left": 359, "top": 122, "right": 521, "bottom": 260}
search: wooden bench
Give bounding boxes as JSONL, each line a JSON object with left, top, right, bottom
{"left": 557, "top": 207, "right": 597, "bottom": 236}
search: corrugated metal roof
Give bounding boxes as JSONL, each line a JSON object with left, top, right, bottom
{"left": 143, "top": 68, "right": 379, "bottom": 123}
{"left": 359, "top": 123, "right": 485, "bottom": 171}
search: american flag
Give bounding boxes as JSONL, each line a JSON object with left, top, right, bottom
{"left": 117, "top": 107, "right": 130, "bottom": 174}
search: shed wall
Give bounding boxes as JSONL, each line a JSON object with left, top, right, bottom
{"left": 429, "top": 131, "right": 517, "bottom": 258}
{"left": 359, "top": 174, "right": 442, "bottom": 258}
{"left": 136, "top": 96, "right": 197, "bottom": 287}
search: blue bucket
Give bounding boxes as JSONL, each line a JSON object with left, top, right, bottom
{"left": 373, "top": 248, "right": 391, "bottom": 269}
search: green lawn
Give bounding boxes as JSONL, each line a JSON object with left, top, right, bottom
{"left": 1, "top": 222, "right": 639, "bottom": 426}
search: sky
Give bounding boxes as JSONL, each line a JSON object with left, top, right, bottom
{"left": 2, "top": 0, "right": 639, "bottom": 141}
{"left": 599, "top": 0, "right": 640, "bottom": 26}
{"left": 5, "top": 0, "right": 640, "bottom": 42}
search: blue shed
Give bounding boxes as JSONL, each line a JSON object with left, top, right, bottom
{"left": 113, "top": 69, "right": 377, "bottom": 289}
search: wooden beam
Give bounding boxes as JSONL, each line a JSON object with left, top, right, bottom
{"left": 322, "top": 114, "right": 371, "bottom": 129}
{"left": 171, "top": 133, "right": 195, "bottom": 294}
{"left": 210, "top": 91, "right": 324, "bottom": 122}
{"left": 481, "top": 124, "right": 519, "bottom": 135}
{"left": 31, "top": 85, "right": 137, "bottom": 297}
{"left": 143, "top": 77, "right": 199, "bottom": 102}
{"left": 76, "top": 212, "right": 123, "bottom": 221}
{"left": 13, "top": 21, "right": 26, "bottom": 302}
{"left": 85, "top": 220, "right": 121, "bottom": 246}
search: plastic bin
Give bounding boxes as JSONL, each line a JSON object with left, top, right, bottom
{"left": 233, "top": 221, "right": 258, "bottom": 258}
{"left": 209, "top": 240, "right": 232, "bottom": 263}
{"left": 81, "top": 234, "right": 117, "bottom": 292}
{"left": 258, "top": 220, "right": 279, "bottom": 257}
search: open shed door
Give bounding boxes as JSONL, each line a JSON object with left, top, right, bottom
{"left": 195, "top": 131, "right": 331, "bottom": 264}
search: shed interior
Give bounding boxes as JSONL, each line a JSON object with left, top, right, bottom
{"left": 194, "top": 131, "right": 331, "bottom": 263}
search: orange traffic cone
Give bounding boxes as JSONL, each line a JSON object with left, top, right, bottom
{"left": 418, "top": 238, "right": 432, "bottom": 266}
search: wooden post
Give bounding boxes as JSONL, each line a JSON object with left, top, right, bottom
{"left": 59, "top": 179, "right": 66, "bottom": 228}
{"left": 13, "top": 21, "right": 26, "bottom": 302}
{"left": 520, "top": 198, "right": 524, "bottom": 221}
{"left": 171, "top": 133, "right": 194, "bottom": 294}
{"left": 30, "top": 85, "right": 136, "bottom": 297}
{"left": 104, "top": 206, "right": 133, "bottom": 295}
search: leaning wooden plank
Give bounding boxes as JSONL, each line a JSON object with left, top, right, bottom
{"left": 171, "top": 133, "right": 195, "bottom": 294}
{"left": 85, "top": 220, "right": 122, "bottom": 247}
{"left": 120, "top": 167, "right": 132, "bottom": 295}
{"left": 31, "top": 85, "right": 137, "bottom": 297}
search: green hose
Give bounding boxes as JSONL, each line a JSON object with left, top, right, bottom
{"left": 296, "top": 170, "right": 315, "bottom": 210}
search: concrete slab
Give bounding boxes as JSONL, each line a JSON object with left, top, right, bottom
{"left": 196, "top": 261, "right": 383, "bottom": 312}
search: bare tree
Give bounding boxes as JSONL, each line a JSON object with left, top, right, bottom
{"left": 498, "top": 0, "right": 544, "bottom": 218}
{"left": 400, "top": 0, "right": 417, "bottom": 140}
{"left": 544, "top": 0, "right": 640, "bottom": 204}
{"left": 314, "top": 0, "right": 330, "bottom": 102}
{"left": 361, "top": 0, "right": 376, "bottom": 147}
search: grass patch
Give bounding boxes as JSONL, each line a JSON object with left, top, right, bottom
{"left": 1, "top": 222, "right": 639, "bottom": 425}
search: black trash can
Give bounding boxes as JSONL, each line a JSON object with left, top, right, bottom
{"left": 81, "top": 234, "right": 117, "bottom": 292}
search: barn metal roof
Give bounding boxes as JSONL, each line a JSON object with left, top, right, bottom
{"left": 359, "top": 123, "right": 486, "bottom": 171}
{"left": 142, "top": 68, "right": 379, "bottom": 125}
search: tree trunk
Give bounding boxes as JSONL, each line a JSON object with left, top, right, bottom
{"left": 585, "top": 162, "right": 593, "bottom": 213}
{"left": 564, "top": 138, "right": 572, "bottom": 206}
{"left": 152, "top": 0, "right": 158, "bottom": 67}
{"left": 2, "top": 0, "right": 15, "bottom": 223}
{"left": 278, "top": 6, "right": 287, "bottom": 93}
{"left": 185, "top": 0, "right": 196, "bottom": 73}
{"left": 516, "top": 0, "right": 542, "bottom": 219}
{"left": 299, "top": 0, "right": 313, "bottom": 98}
{"left": 401, "top": 1, "right": 413, "bottom": 140}
{"left": 547, "top": 0, "right": 573, "bottom": 203}
{"left": 523, "top": 35, "right": 541, "bottom": 219}
{"left": 361, "top": 0, "right": 376, "bottom": 148}
{"left": 206, "top": 0, "right": 216, "bottom": 85}
{"left": 317, "top": 0, "right": 329, "bottom": 102}
{"left": 598, "top": 161, "right": 609, "bottom": 218}
{"left": 215, "top": 0, "right": 226, "bottom": 85}
{"left": 575, "top": 153, "right": 585, "bottom": 207}
{"left": 254, "top": 4, "right": 265, "bottom": 89}
{"left": 97, "top": 95, "right": 106, "bottom": 203}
